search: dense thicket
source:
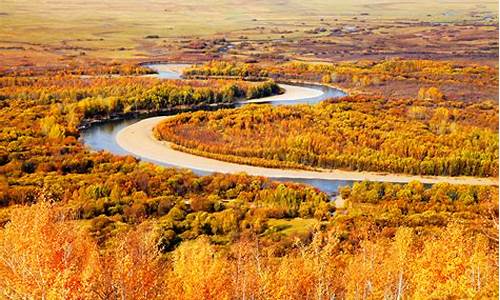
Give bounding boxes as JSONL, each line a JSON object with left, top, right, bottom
{"left": 185, "top": 59, "right": 498, "bottom": 87}
{"left": 0, "top": 73, "right": 299, "bottom": 251}
{"left": 0, "top": 62, "right": 156, "bottom": 77}
{"left": 0, "top": 60, "right": 498, "bottom": 299}
{"left": 184, "top": 59, "right": 499, "bottom": 102}
{"left": 156, "top": 96, "right": 499, "bottom": 177}
{"left": 1, "top": 181, "right": 497, "bottom": 299}
{"left": 0, "top": 76, "right": 281, "bottom": 121}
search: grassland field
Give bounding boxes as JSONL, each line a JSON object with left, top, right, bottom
{"left": 1, "top": 0, "right": 497, "bottom": 68}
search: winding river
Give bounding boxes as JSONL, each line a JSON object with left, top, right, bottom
{"left": 81, "top": 64, "right": 498, "bottom": 194}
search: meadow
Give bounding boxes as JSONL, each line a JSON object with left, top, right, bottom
{"left": 1, "top": 0, "right": 497, "bottom": 66}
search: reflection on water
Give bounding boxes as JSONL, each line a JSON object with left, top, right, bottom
{"left": 81, "top": 119, "right": 138, "bottom": 156}
{"left": 81, "top": 65, "right": 353, "bottom": 194}
{"left": 147, "top": 64, "right": 190, "bottom": 79}
{"left": 274, "top": 178, "right": 355, "bottom": 194}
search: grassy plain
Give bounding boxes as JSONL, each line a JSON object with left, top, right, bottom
{"left": 1, "top": 0, "right": 497, "bottom": 67}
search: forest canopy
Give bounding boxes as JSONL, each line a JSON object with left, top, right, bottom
{"left": 0, "top": 59, "right": 497, "bottom": 299}
{"left": 155, "top": 95, "right": 499, "bottom": 177}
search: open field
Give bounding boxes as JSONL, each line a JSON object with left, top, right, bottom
{"left": 1, "top": 0, "right": 498, "bottom": 68}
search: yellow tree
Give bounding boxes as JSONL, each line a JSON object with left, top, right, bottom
{"left": 411, "top": 224, "right": 497, "bottom": 298}
{"left": 392, "top": 227, "right": 414, "bottom": 299}
{"left": 171, "top": 236, "right": 233, "bottom": 299}
{"left": 98, "top": 224, "right": 168, "bottom": 300}
{"left": 0, "top": 201, "right": 100, "bottom": 299}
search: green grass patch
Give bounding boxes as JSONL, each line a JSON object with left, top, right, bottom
{"left": 265, "top": 218, "right": 319, "bottom": 236}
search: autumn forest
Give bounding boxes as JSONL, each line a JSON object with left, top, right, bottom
{"left": 0, "top": 1, "right": 499, "bottom": 299}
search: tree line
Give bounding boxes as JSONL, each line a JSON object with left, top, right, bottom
{"left": 184, "top": 59, "right": 498, "bottom": 88}
{"left": 155, "top": 95, "right": 498, "bottom": 177}
{"left": 0, "top": 75, "right": 281, "bottom": 121}
{"left": 184, "top": 59, "right": 499, "bottom": 103}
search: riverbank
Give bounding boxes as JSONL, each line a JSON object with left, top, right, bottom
{"left": 77, "top": 103, "right": 236, "bottom": 131}
{"left": 116, "top": 116, "right": 498, "bottom": 186}
{"left": 239, "top": 84, "right": 323, "bottom": 103}
{"left": 146, "top": 63, "right": 191, "bottom": 77}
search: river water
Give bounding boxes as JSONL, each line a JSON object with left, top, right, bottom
{"left": 81, "top": 64, "right": 356, "bottom": 194}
